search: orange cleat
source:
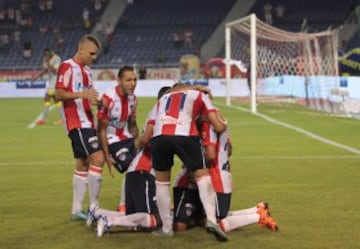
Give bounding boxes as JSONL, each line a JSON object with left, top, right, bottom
{"left": 36, "top": 119, "right": 46, "bottom": 125}
{"left": 257, "top": 207, "right": 278, "bottom": 231}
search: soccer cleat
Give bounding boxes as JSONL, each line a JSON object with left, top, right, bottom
{"left": 97, "top": 215, "right": 110, "bottom": 237}
{"left": 86, "top": 204, "right": 98, "bottom": 227}
{"left": 257, "top": 208, "right": 278, "bottom": 231}
{"left": 70, "top": 210, "right": 87, "bottom": 221}
{"left": 205, "top": 220, "right": 228, "bottom": 242}
{"left": 36, "top": 119, "right": 46, "bottom": 125}
{"left": 151, "top": 228, "right": 174, "bottom": 237}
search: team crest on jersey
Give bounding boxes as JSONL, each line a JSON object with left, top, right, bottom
{"left": 75, "top": 82, "right": 82, "bottom": 91}
{"left": 88, "top": 136, "right": 99, "bottom": 149}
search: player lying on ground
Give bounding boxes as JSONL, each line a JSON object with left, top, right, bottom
{"left": 173, "top": 111, "right": 278, "bottom": 232}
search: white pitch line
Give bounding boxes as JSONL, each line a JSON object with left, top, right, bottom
{"left": 27, "top": 105, "right": 56, "bottom": 128}
{"left": 214, "top": 101, "right": 360, "bottom": 155}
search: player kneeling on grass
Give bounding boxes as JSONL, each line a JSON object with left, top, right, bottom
{"left": 173, "top": 111, "right": 278, "bottom": 233}
{"left": 86, "top": 144, "right": 161, "bottom": 237}
{"left": 86, "top": 87, "right": 173, "bottom": 237}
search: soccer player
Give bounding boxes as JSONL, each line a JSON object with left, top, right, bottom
{"left": 32, "top": 48, "right": 63, "bottom": 125}
{"left": 97, "top": 65, "right": 139, "bottom": 177}
{"left": 87, "top": 144, "right": 160, "bottom": 237}
{"left": 149, "top": 86, "right": 229, "bottom": 241}
{"left": 87, "top": 87, "right": 172, "bottom": 237}
{"left": 173, "top": 112, "right": 278, "bottom": 233}
{"left": 55, "top": 34, "right": 105, "bottom": 221}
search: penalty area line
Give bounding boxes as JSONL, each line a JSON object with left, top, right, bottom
{"left": 214, "top": 101, "right": 360, "bottom": 155}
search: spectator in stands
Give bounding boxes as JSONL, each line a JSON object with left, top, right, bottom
{"left": 38, "top": 0, "right": 46, "bottom": 15}
{"left": 55, "top": 32, "right": 65, "bottom": 53}
{"left": 301, "top": 18, "right": 309, "bottom": 32}
{"left": 94, "top": 19, "right": 105, "bottom": 39}
{"left": 263, "top": 3, "right": 273, "bottom": 25}
{"left": 102, "top": 40, "right": 110, "bottom": 62}
{"left": 105, "top": 22, "right": 115, "bottom": 45}
{"left": 139, "top": 64, "right": 147, "bottom": 79}
{"left": 184, "top": 29, "right": 193, "bottom": 48}
{"left": 13, "top": 27, "right": 21, "bottom": 45}
{"left": 82, "top": 7, "right": 91, "bottom": 29}
{"left": 0, "top": 33, "right": 10, "bottom": 54}
{"left": 39, "top": 24, "right": 48, "bottom": 35}
{"left": 8, "top": 6, "right": 16, "bottom": 25}
{"left": 46, "top": 0, "right": 54, "bottom": 15}
{"left": 275, "top": 2, "right": 285, "bottom": 19}
{"left": 338, "top": 40, "right": 348, "bottom": 56}
{"left": 22, "top": 40, "right": 32, "bottom": 59}
{"left": 172, "top": 31, "right": 182, "bottom": 48}
{"left": 156, "top": 49, "right": 167, "bottom": 63}
{"left": 194, "top": 46, "right": 202, "bottom": 59}
{"left": 0, "top": 8, "right": 5, "bottom": 23}
{"left": 93, "top": 0, "right": 102, "bottom": 17}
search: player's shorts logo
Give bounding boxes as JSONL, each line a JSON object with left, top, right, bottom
{"left": 185, "top": 203, "right": 195, "bottom": 216}
{"left": 116, "top": 148, "right": 129, "bottom": 161}
{"left": 88, "top": 136, "right": 99, "bottom": 149}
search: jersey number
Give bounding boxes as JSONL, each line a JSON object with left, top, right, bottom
{"left": 165, "top": 93, "right": 187, "bottom": 118}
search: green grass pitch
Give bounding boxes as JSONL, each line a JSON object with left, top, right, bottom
{"left": 0, "top": 98, "right": 359, "bottom": 249}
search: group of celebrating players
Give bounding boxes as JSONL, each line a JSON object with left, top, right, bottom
{"left": 53, "top": 34, "right": 278, "bottom": 243}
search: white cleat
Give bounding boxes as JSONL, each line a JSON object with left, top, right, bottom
{"left": 97, "top": 215, "right": 109, "bottom": 238}
{"left": 86, "top": 204, "right": 98, "bottom": 227}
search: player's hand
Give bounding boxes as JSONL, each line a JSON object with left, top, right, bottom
{"left": 195, "top": 85, "right": 212, "bottom": 98}
{"left": 83, "top": 88, "right": 99, "bottom": 105}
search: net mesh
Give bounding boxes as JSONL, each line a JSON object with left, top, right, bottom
{"left": 226, "top": 15, "right": 357, "bottom": 115}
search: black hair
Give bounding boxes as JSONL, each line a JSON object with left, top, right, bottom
{"left": 157, "top": 86, "right": 171, "bottom": 99}
{"left": 117, "top": 65, "right": 135, "bottom": 78}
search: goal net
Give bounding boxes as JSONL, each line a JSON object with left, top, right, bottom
{"left": 224, "top": 14, "right": 357, "bottom": 116}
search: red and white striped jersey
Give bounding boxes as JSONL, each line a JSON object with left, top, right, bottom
{"left": 151, "top": 90, "right": 216, "bottom": 137}
{"left": 126, "top": 145, "right": 153, "bottom": 174}
{"left": 55, "top": 58, "right": 95, "bottom": 134}
{"left": 127, "top": 116, "right": 154, "bottom": 174}
{"left": 173, "top": 167, "right": 197, "bottom": 189}
{"left": 97, "top": 87, "right": 137, "bottom": 145}
{"left": 201, "top": 121, "right": 233, "bottom": 194}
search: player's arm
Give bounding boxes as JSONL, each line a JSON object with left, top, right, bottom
{"left": 128, "top": 113, "right": 139, "bottom": 138}
{"left": 204, "top": 144, "right": 216, "bottom": 163}
{"left": 134, "top": 122, "right": 153, "bottom": 150}
{"left": 206, "top": 110, "right": 227, "bottom": 133}
{"left": 97, "top": 117, "right": 114, "bottom": 178}
{"left": 55, "top": 64, "right": 99, "bottom": 104}
{"left": 31, "top": 68, "right": 48, "bottom": 81}
{"left": 227, "top": 139, "right": 232, "bottom": 157}
{"left": 55, "top": 88, "right": 99, "bottom": 102}
{"left": 171, "top": 84, "right": 212, "bottom": 97}
{"left": 200, "top": 120, "right": 217, "bottom": 163}
{"left": 48, "top": 55, "right": 61, "bottom": 73}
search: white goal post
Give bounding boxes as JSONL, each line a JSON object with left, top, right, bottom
{"left": 225, "top": 14, "right": 344, "bottom": 115}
